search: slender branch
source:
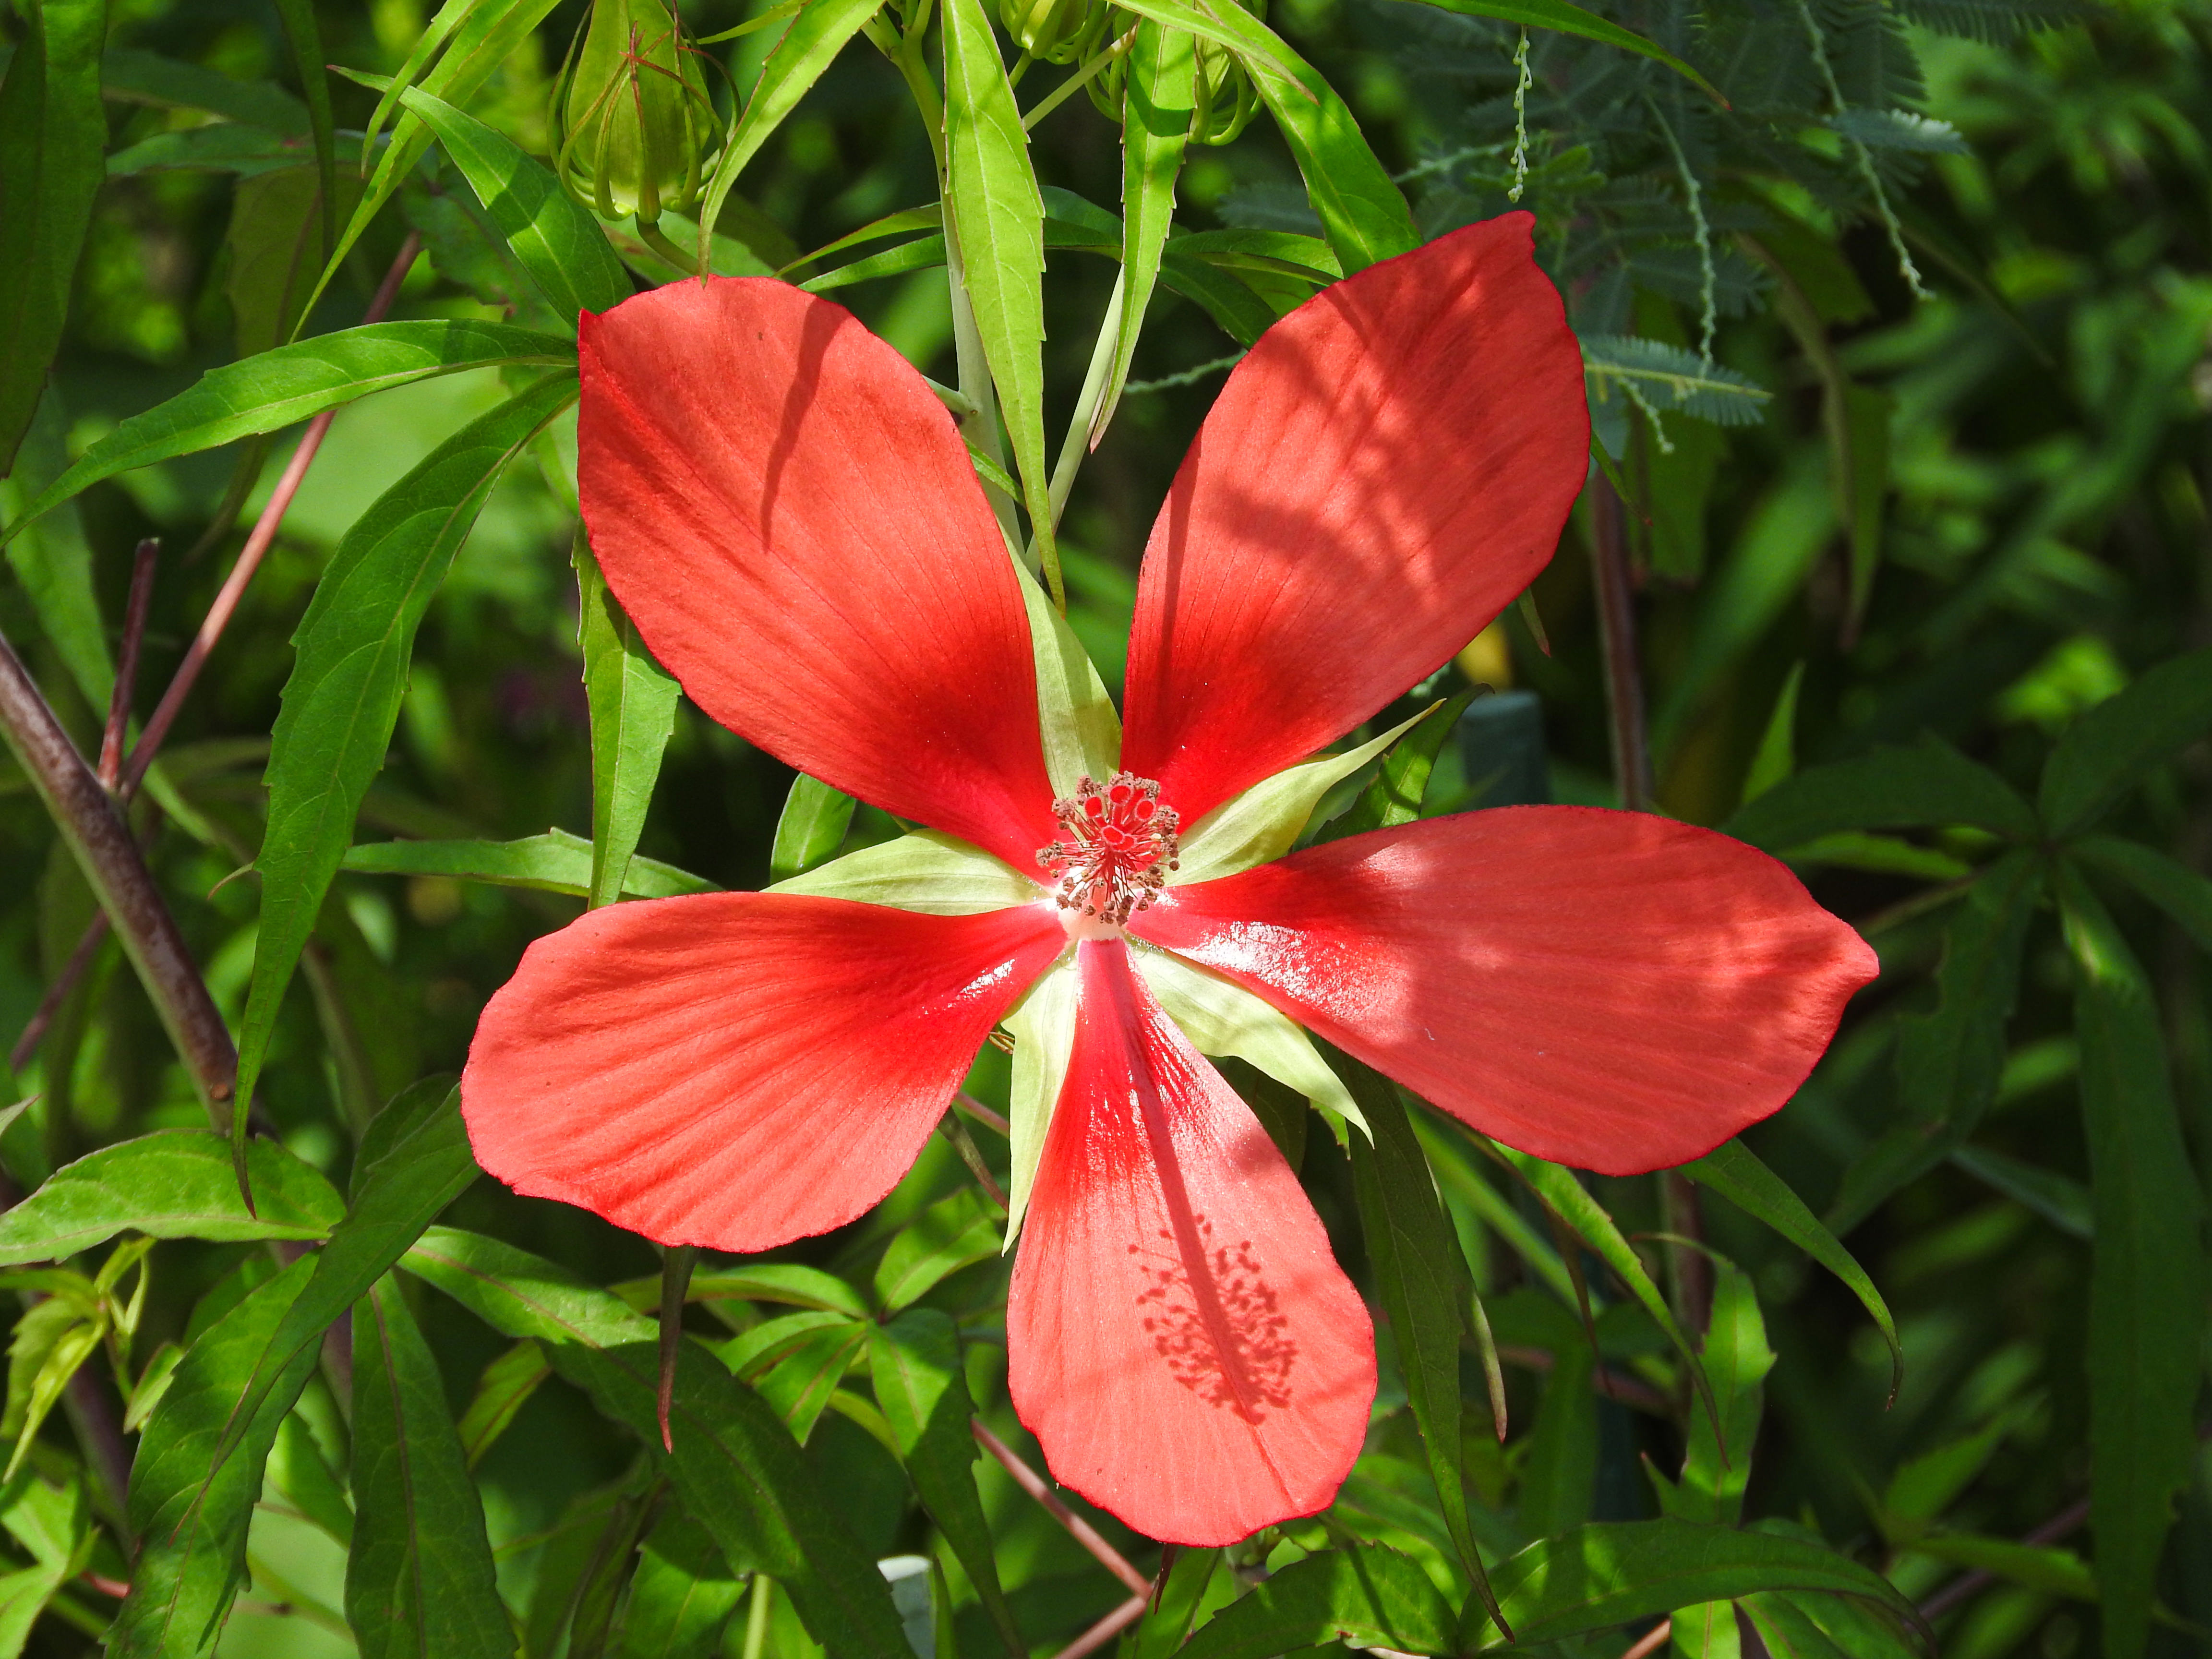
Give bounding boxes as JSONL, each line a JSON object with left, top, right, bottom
{"left": 1057, "top": 1596, "right": 1147, "bottom": 1659}
{"left": 9, "top": 914, "right": 109, "bottom": 1075}
{"left": 1621, "top": 1618, "right": 1673, "bottom": 1659}
{"left": 123, "top": 231, "right": 420, "bottom": 800}
{"left": 954, "top": 1091, "right": 1011, "bottom": 1137}
{"left": 0, "top": 630, "right": 236, "bottom": 1124}
{"left": 973, "top": 1418, "right": 1152, "bottom": 1596}
{"left": 1661, "top": 1170, "right": 1713, "bottom": 1338}
{"left": 97, "top": 539, "right": 159, "bottom": 789}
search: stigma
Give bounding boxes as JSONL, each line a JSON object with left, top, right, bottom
{"left": 1036, "top": 772, "right": 1181, "bottom": 928}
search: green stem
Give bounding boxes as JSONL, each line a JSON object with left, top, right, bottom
{"left": 1041, "top": 268, "right": 1126, "bottom": 540}
{"left": 1021, "top": 25, "right": 1136, "bottom": 132}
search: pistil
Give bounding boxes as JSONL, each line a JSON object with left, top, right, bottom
{"left": 1036, "top": 772, "right": 1181, "bottom": 926}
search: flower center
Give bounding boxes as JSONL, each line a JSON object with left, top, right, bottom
{"left": 1036, "top": 772, "right": 1182, "bottom": 927}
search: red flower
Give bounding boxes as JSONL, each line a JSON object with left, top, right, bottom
{"left": 461, "top": 214, "right": 1876, "bottom": 1546}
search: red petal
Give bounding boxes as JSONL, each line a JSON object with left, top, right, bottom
{"left": 1119, "top": 215, "right": 1589, "bottom": 826}
{"left": 1007, "top": 939, "right": 1374, "bottom": 1545}
{"left": 462, "top": 894, "right": 1063, "bottom": 1251}
{"left": 1130, "top": 809, "right": 1878, "bottom": 1175}
{"left": 578, "top": 278, "right": 1057, "bottom": 868}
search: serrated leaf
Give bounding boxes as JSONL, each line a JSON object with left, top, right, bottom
{"left": 875, "top": 1187, "right": 1000, "bottom": 1312}
{"left": 0, "top": 322, "right": 574, "bottom": 544}
{"left": 348, "top": 1276, "right": 510, "bottom": 1658}
{"left": 1681, "top": 1138, "right": 1900, "bottom": 1400}
{"left": 2039, "top": 649, "right": 2212, "bottom": 838}
{"left": 0, "top": 0, "right": 105, "bottom": 476}
{"left": 770, "top": 774, "right": 858, "bottom": 883}
{"left": 401, "top": 1226, "right": 911, "bottom": 1658}
{"left": 0, "top": 1131, "right": 344, "bottom": 1262}
{"left": 575, "top": 532, "right": 682, "bottom": 908}
{"left": 942, "top": 0, "right": 1056, "bottom": 591}
{"left": 1723, "top": 735, "right": 2039, "bottom": 849}
{"left": 2056, "top": 866, "right": 2207, "bottom": 1659}
{"left": 399, "top": 83, "right": 629, "bottom": 320}
{"left": 1582, "top": 335, "right": 1773, "bottom": 427}
{"left": 236, "top": 372, "right": 580, "bottom": 1147}
{"left": 341, "top": 830, "right": 713, "bottom": 899}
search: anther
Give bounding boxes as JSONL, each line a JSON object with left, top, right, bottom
{"left": 1034, "top": 771, "right": 1182, "bottom": 928}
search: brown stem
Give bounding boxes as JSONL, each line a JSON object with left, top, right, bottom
{"left": 9, "top": 913, "right": 109, "bottom": 1075}
{"left": 122, "top": 230, "right": 421, "bottom": 801}
{"left": 0, "top": 631, "right": 235, "bottom": 1126}
{"left": 1589, "top": 475, "right": 1653, "bottom": 813}
{"left": 1662, "top": 1170, "right": 1713, "bottom": 1339}
{"left": 97, "top": 540, "right": 159, "bottom": 790}
{"left": 972, "top": 1418, "right": 1151, "bottom": 1596}
{"left": 1057, "top": 1597, "right": 1146, "bottom": 1659}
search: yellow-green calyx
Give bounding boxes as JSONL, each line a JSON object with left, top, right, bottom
{"left": 552, "top": 0, "right": 720, "bottom": 227}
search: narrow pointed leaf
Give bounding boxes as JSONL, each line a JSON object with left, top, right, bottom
{"left": 1094, "top": 24, "right": 1194, "bottom": 445}
{"left": 348, "top": 1275, "right": 510, "bottom": 1658}
{"left": 1317, "top": 689, "right": 1477, "bottom": 842}
{"left": 457, "top": 1339, "right": 550, "bottom": 1469}
{"left": 874, "top": 1188, "right": 1000, "bottom": 1312}
{"left": 342, "top": 830, "right": 715, "bottom": 899}
{"left": 942, "top": 0, "right": 1056, "bottom": 581}
{"left": 0, "top": 0, "right": 106, "bottom": 476}
{"left": 770, "top": 775, "right": 857, "bottom": 882}
{"left": 577, "top": 533, "right": 682, "bottom": 909}
{"left": 397, "top": 84, "right": 630, "bottom": 320}
{"left": 236, "top": 373, "right": 579, "bottom": 1140}
{"left": 2055, "top": 866, "right": 2207, "bottom": 1659}
{"left": 619, "top": 1509, "right": 749, "bottom": 1659}
{"left": 1406, "top": 0, "right": 1718, "bottom": 96}
{"left": 1, "top": 321, "right": 574, "bottom": 543}
{"left": 267, "top": 0, "right": 336, "bottom": 256}
{"left": 0, "top": 394, "right": 112, "bottom": 713}
{"left": 2071, "top": 834, "right": 2212, "bottom": 956}
{"left": 401, "top": 1227, "right": 910, "bottom": 1658}
{"left": 1175, "top": 1542, "right": 1460, "bottom": 1658}
{"left": 1682, "top": 1138, "right": 1900, "bottom": 1400}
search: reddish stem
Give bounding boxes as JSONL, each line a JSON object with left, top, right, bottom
{"left": 972, "top": 1418, "right": 1151, "bottom": 1597}
{"left": 97, "top": 540, "right": 159, "bottom": 790}
{"left": 7, "top": 913, "right": 109, "bottom": 1075}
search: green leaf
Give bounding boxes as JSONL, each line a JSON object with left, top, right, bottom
{"left": 99, "top": 47, "right": 311, "bottom": 132}
{"left": 401, "top": 1226, "right": 911, "bottom": 1658}
{"left": 1464, "top": 1520, "right": 1922, "bottom": 1650}
{"left": 1517, "top": 1330, "right": 1597, "bottom": 1538}
{"left": 1879, "top": 1402, "right": 2032, "bottom": 1533}
{"left": 237, "top": 372, "right": 580, "bottom": 1147}
{"left": 679, "top": 1265, "right": 872, "bottom": 1320}
{"left": 119, "top": 1082, "right": 482, "bottom": 1654}
{"left": 769, "top": 830, "right": 1037, "bottom": 915}
{"left": 1826, "top": 850, "right": 2042, "bottom": 1233}
{"left": 2040, "top": 649, "right": 2212, "bottom": 838}
{"left": 2055, "top": 866, "right": 2207, "bottom": 1659}
{"left": 270, "top": 1411, "right": 353, "bottom": 1546}
{"left": 341, "top": 830, "right": 716, "bottom": 900}
{"left": 866, "top": 1312, "right": 1020, "bottom": 1659}
{"left": 0, "top": 321, "right": 575, "bottom": 544}
{"left": 754, "top": 1320, "right": 867, "bottom": 1444}
{"left": 347, "top": 1276, "right": 510, "bottom": 1659}
{"left": 1742, "top": 664, "right": 1806, "bottom": 806}
{"left": 1015, "top": 551, "right": 1121, "bottom": 799}
{"left": 1899, "top": 1535, "right": 2095, "bottom": 1601}
{"left": 1335, "top": 1050, "right": 1505, "bottom": 1624}
{"left": 264, "top": 0, "right": 335, "bottom": 255}
{"left": 0, "top": 1130, "right": 345, "bottom": 1262}
{"left": 1582, "top": 335, "right": 1773, "bottom": 426}
{"left": 1158, "top": 246, "right": 1280, "bottom": 343}
{"left": 1094, "top": 23, "right": 1195, "bottom": 445}
{"left": 618, "top": 1509, "right": 749, "bottom": 1659}
{"left": 2, "top": 1300, "right": 101, "bottom": 1481}
{"left": 1722, "top": 736, "right": 2039, "bottom": 850}
{"left": 1134, "top": 1547, "right": 1220, "bottom": 1658}
{"left": 314, "top": 0, "right": 566, "bottom": 319}
{"left": 1118, "top": 0, "right": 1416, "bottom": 272}
{"left": 694, "top": 0, "right": 884, "bottom": 269}
{"left": 1487, "top": 1140, "right": 1720, "bottom": 1450}
{"left": 769, "top": 775, "right": 858, "bottom": 883}
{"left": 1948, "top": 1144, "right": 2093, "bottom": 1239}
{"left": 1402, "top": 0, "right": 1721, "bottom": 98}
{"left": 1681, "top": 1138, "right": 1901, "bottom": 1400}
{"left": 0, "top": 0, "right": 105, "bottom": 476}
{"left": 0, "top": 391, "right": 113, "bottom": 715}
{"left": 575, "top": 532, "right": 683, "bottom": 908}
{"left": 1667, "top": 1258, "right": 1773, "bottom": 1526}
{"left": 942, "top": 0, "right": 1057, "bottom": 594}
{"left": 397, "top": 83, "right": 630, "bottom": 320}
{"left": 2071, "top": 834, "right": 2212, "bottom": 957}
{"left": 112, "top": 1256, "right": 322, "bottom": 1659}
{"left": 227, "top": 165, "right": 362, "bottom": 358}
{"left": 875, "top": 1187, "right": 1000, "bottom": 1312}
{"left": 1316, "top": 690, "right": 1476, "bottom": 842}
{"left": 1178, "top": 1542, "right": 1457, "bottom": 1659}
{"left": 455, "top": 1339, "right": 550, "bottom": 1469}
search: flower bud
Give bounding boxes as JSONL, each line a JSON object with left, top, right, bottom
{"left": 1000, "top": 0, "right": 1109, "bottom": 65}
{"left": 1083, "top": 0, "right": 1262, "bottom": 144}
{"left": 552, "top": 0, "right": 719, "bottom": 228}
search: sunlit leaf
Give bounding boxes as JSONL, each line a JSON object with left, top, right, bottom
{"left": 0, "top": 1131, "right": 344, "bottom": 1262}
